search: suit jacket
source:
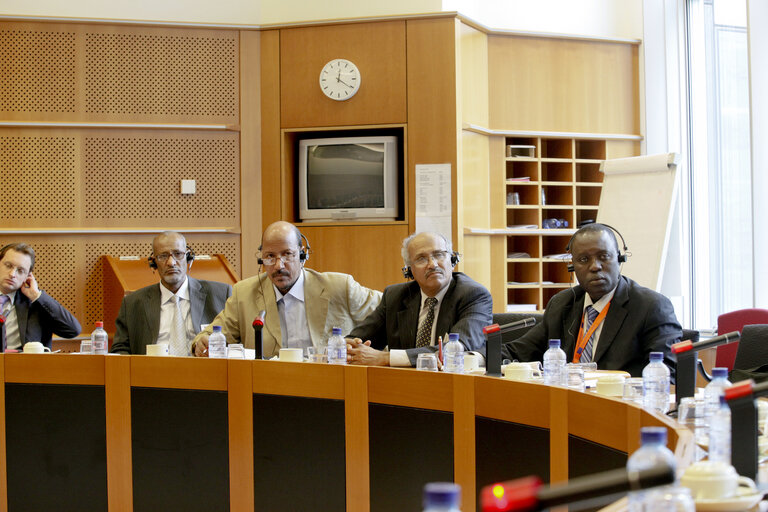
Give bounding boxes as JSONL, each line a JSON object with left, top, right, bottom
{"left": 192, "top": 268, "right": 382, "bottom": 358}
{"left": 4, "top": 291, "right": 81, "bottom": 350}
{"left": 111, "top": 277, "right": 232, "bottom": 355}
{"left": 348, "top": 272, "right": 493, "bottom": 366}
{"left": 502, "top": 275, "right": 681, "bottom": 378}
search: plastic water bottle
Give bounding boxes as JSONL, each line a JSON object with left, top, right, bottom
{"left": 91, "top": 321, "right": 108, "bottom": 354}
{"left": 704, "top": 367, "right": 732, "bottom": 416}
{"left": 327, "top": 327, "right": 347, "bottom": 365}
{"left": 208, "top": 325, "right": 227, "bottom": 358}
{"left": 626, "top": 427, "right": 677, "bottom": 512}
{"left": 423, "top": 482, "right": 461, "bottom": 512}
{"left": 708, "top": 395, "right": 731, "bottom": 464}
{"left": 642, "top": 352, "right": 671, "bottom": 414}
{"left": 443, "top": 333, "right": 464, "bottom": 373}
{"left": 543, "top": 339, "right": 566, "bottom": 386}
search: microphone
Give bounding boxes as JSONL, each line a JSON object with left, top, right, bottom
{"left": 482, "top": 317, "right": 537, "bottom": 336}
{"left": 483, "top": 317, "right": 537, "bottom": 378}
{"left": 252, "top": 310, "right": 266, "bottom": 360}
{"left": 0, "top": 314, "right": 5, "bottom": 353}
{"left": 481, "top": 463, "right": 675, "bottom": 512}
{"left": 671, "top": 330, "right": 740, "bottom": 354}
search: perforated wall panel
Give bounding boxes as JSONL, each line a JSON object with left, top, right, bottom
{"left": 0, "top": 29, "right": 75, "bottom": 113}
{"left": 84, "top": 31, "right": 237, "bottom": 117}
{"left": 0, "top": 136, "right": 76, "bottom": 220}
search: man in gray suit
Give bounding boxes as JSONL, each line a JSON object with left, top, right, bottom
{"left": 110, "top": 231, "right": 231, "bottom": 355}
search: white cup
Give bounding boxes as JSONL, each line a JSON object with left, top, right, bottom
{"left": 463, "top": 353, "right": 479, "bottom": 372}
{"left": 146, "top": 343, "right": 169, "bottom": 356}
{"left": 502, "top": 362, "right": 534, "bottom": 381}
{"left": 681, "top": 461, "right": 757, "bottom": 500}
{"left": 596, "top": 374, "right": 626, "bottom": 396}
{"left": 279, "top": 348, "right": 303, "bottom": 362}
{"left": 23, "top": 341, "right": 51, "bottom": 354}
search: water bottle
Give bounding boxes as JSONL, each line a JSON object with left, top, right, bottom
{"left": 543, "top": 339, "right": 566, "bottom": 386}
{"left": 327, "top": 327, "right": 347, "bottom": 365}
{"left": 642, "top": 352, "right": 671, "bottom": 414}
{"left": 443, "top": 333, "right": 464, "bottom": 373}
{"left": 91, "top": 321, "right": 108, "bottom": 355}
{"left": 208, "top": 325, "right": 227, "bottom": 358}
{"left": 423, "top": 482, "right": 461, "bottom": 512}
{"left": 704, "top": 367, "right": 732, "bottom": 416}
{"left": 626, "top": 427, "right": 677, "bottom": 512}
{"left": 708, "top": 395, "right": 731, "bottom": 464}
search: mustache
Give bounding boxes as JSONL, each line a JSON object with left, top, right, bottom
{"left": 426, "top": 268, "right": 444, "bottom": 277}
{"left": 271, "top": 269, "right": 291, "bottom": 278}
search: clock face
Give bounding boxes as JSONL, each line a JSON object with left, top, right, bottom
{"left": 319, "top": 59, "right": 361, "bottom": 101}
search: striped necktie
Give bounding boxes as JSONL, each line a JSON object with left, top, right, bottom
{"left": 168, "top": 295, "right": 188, "bottom": 356}
{"left": 580, "top": 305, "right": 599, "bottom": 363}
{"left": 416, "top": 297, "right": 438, "bottom": 348}
{"left": 0, "top": 295, "right": 9, "bottom": 351}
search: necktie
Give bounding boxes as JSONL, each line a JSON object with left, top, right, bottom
{"left": 169, "top": 295, "right": 188, "bottom": 356}
{"left": 580, "top": 305, "right": 599, "bottom": 363}
{"left": 0, "top": 295, "right": 8, "bottom": 351}
{"left": 416, "top": 297, "right": 438, "bottom": 348}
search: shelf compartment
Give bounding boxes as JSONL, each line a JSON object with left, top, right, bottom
{"left": 541, "top": 161, "right": 573, "bottom": 182}
{"left": 541, "top": 184, "right": 572, "bottom": 206}
{"left": 541, "top": 208, "right": 573, "bottom": 229}
{"left": 506, "top": 235, "right": 540, "bottom": 258}
{"left": 575, "top": 139, "right": 606, "bottom": 160}
{"left": 506, "top": 136, "right": 538, "bottom": 148}
{"left": 542, "top": 235, "right": 572, "bottom": 258}
{"left": 576, "top": 186, "right": 601, "bottom": 206}
{"left": 507, "top": 208, "right": 539, "bottom": 227}
{"left": 541, "top": 138, "right": 572, "bottom": 159}
{"left": 575, "top": 162, "right": 603, "bottom": 183}
{"left": 507, "top": 260, "right": 540, "bottom": 284}
{"left": 506, "top": 160, "right": 538, "bottom": 181}
{"left": 542, "top": 260, "right": 572, "bottom": 285}
{"left": 506, "top": 183, "right": 540, "bottom": 206}
{"left": 507, "top": 288, "right": 541, "bottom": 311}
{"left": 576, "top": 210, "right": 599, "bottom": 226}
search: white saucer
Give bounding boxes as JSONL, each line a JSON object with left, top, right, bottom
{"left": 694, "top": 492, "right": 763, "bottom": 512}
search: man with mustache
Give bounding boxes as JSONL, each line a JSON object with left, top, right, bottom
{"left": 192, "top": 221, "right": 381, "bottom": 358}
{"left": 346, "top": 232, "right": 492, "bottom": 366}
{"left": 111, "top": 231, "right": 232, "bottom": 355}
{"left": 502, "top": 223, "right": 681, "bottom": 377}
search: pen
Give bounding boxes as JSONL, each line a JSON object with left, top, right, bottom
{"left": 438, "top": 336, "right": 443, "bottom": 365}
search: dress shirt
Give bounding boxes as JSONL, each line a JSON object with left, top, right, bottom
{"left": 580, "top": 286, "right": 617, "bottom": 359}
{"left": 274, "top": 270, "right": 312, "bottom": 350}
{"left": 158, "top": 279, "right": 194, "bottom": 353}
{"left": 389, "top": 283, "right": 451, "bottom": 367}
{"left": 1, "top": 291, "right": 21, "bottom": 350}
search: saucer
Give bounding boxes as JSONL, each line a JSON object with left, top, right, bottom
{"left": 694, "top": 492, "right": 763, "bottom": 512}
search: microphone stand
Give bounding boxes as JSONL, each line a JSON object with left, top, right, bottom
{"left": 670, "top": 331, "right": 740, "bottom": 408}
{"left": 482, "top": 318, "right": 537, "bottom": 377}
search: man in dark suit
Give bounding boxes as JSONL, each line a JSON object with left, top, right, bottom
{"left": 502, "top": 223, "right": 681, "bottom": 378}
{"left": 347, "top": 232, "right": 492, "bottom": 367}
{"left": 110, "top": 231, "right": 231, "bottom": 355}
{"left": 0, "top": 243, "right": 81, "bottom": 350}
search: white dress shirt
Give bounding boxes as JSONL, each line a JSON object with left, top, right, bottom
{"left": 1, "top": 291, "right": 21, "bottom": 350}
{"left": 274, "top": 270, "right": 312, "bottom": 350}
{"left": 158, "top": 278, "right": 194, "bottom": 354}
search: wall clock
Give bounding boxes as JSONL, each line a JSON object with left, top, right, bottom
{"left": 319, "top": 59, "right": 361, "bottom": 101}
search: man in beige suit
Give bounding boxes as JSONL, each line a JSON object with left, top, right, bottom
{"left": 192, "top": 221, "right": 381, "bottom": 358}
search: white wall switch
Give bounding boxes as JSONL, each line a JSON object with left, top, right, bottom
{"left": 181, "top": 179, "right": 196, "bottom": 195}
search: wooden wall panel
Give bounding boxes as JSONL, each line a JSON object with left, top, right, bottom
{"left": 279, "top": 21, "right": 407, "bottom": 128}
{"left": 488, "top": 35, "right": 640, "bottom": 134}
{"left": 260, "top": 29, "right": 282, "bottom": 226}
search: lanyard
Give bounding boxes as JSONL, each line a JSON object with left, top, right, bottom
{"left": 573, "top": 301, "right": 611, "bottom": 363}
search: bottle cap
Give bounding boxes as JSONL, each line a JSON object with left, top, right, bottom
{"left": 448, "top": 333, "right": 459, "bottom": 342}
{"left": 548, "top": 339, "right": 561, "bottom": 348}
{"left": 332, "top": 327, "right": 342, "bottom": 335}
{"left": 649, "top": 352, "right": 664, "bottom": 362}
{"left": 212, "top": 325, "right": 222, "bottom": 332}
{"left": 95, "top": 321, "right": 104, "bottom": 328}
{"left": 640, "top": 426, "right": 667, "bottom": 445}
{"left": 423, "top": 482, "right": 460, "bottom": 508}
{"left": 712, "top": 367, "right": 728, "bottom": 379}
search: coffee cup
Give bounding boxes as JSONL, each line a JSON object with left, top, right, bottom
{"left": 146, "top": 343, "right": 169, "bottom": 356}
{"left": 502, "top": 362, "right": 534, "bottom": 381}
{"left": 464, "top": 353, "right": 479, "bottom": 372}
{"left": 23, "top": 341, "right": 51, "bottom": 354}
{"left": 681, "top": 461, "right": 757, "bottom": 500}
{"left": 279, "top": 348, "right": 303, "bottom": 362}
{"left": 596, "top": 374, "right": 626, "bottom": 396}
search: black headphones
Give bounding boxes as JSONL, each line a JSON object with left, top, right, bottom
{"left": 565, "top": 222, "right": 628, "bottom": 272}
{"left": 148, "top": 245, "right": 195, "bottom": 269}
{"left": 402, "top": 251, "right": 461, "bottom": 280}
{"left": 257, "top": 231, "right": 311, "bottom": 265}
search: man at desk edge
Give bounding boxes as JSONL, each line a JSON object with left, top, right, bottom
{"left": 501, "top": 223, "right": 681, "bottom": 378}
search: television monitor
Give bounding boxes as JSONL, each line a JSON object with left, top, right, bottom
{"left": 298, "top": 136, "right": 399, "bottom": 222}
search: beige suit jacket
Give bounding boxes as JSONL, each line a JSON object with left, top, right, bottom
{"left": 192, "top": 268, "right": 381, "bottom": 358}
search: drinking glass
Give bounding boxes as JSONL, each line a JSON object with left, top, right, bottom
{"left": 79, "top": 340, "right": 93, "bottom": 354}
{"left": 416, "top": 353, "right": 438, "bottom": 371}
{"left": 565, "top": 364, "right": 585, "bottom": 391}
{"left": 307, "top": 346, "right": 328, "bottom": 363}
{"left": 622, "top": 377, "right": 644, "bottom": 404}
{"left": 227, "top": 343, "right": 245, "bottom": 359}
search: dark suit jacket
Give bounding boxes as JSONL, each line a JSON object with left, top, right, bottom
{"left": 348, "top": 272, "right": 492, "bottom": 366}
{"left": 110, "top": 277, "right": 232, "bottom": 355}
{"left": 502, "top": 275, "right": 681, "bottom": 379}
{"left": 4, "top": 291, "right": 81, "bottom": 350}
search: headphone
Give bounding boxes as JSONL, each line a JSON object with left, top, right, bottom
{"left": 148, "top": 245, "right": 195, "bottom": 269}
{"left": 565, "top": 222, "right": 628, "bottom": 272}
{"left": 257, "top": 231, "right": 311, "bottom": 265}
{"left": 402, "top": 251, "right": 461, "bottom": 280}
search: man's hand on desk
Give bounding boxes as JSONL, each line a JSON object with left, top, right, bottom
{"left": 192, "top": 335, "right": 209, "bottom": 357}
{"left": 346, "top": 338, "right": 389, "bottom": 366}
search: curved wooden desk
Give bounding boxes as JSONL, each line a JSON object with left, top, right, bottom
{"left": 0, "top": 355, "right": 691, "bottom": 512}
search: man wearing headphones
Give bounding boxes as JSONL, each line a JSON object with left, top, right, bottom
{"left": 110, "top": 231, "right": 232, "bottom": 355}
{"left": 191, "top": 221, "right": 382, "bottom": 358}
{"left": 346, "top": 231, "right": 492, "bottom": 366}
{"left": 0, "top": 242, "right": 81, "bottom": 351}
{"left": 502, "top": 223, "right": 681, "bottom": 378}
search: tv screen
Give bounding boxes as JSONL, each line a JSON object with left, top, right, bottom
{"left": 306, "top": 142, "right": 386, "bottom": 209}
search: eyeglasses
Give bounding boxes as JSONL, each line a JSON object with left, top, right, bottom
{"left": 260, "top": 252, "right": 298, "bottom": 266}
{"left": 2, "top": 260, "right": 29, "bottom": 278}
{"left": 412, "top": 251, "right": 450, "bottom": 267}
{"left": 155, "top": 251, "right": 188, "bottom": 263}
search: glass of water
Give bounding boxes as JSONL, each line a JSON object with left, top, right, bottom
{"left": 227, "top": 343, "right": 245, "bottom": 359}
{"left": 416, "top": 353, "right": 438, "bottom": 371}
{"left": 79, "top": 340, "right": 93, "bottom": 354}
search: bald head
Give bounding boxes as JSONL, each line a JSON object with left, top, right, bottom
{"left": 151, "top": 231, "right": 189, "bottom": 292}
{"left": 259, "top": 221, "right": 305, "bottom": 294}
